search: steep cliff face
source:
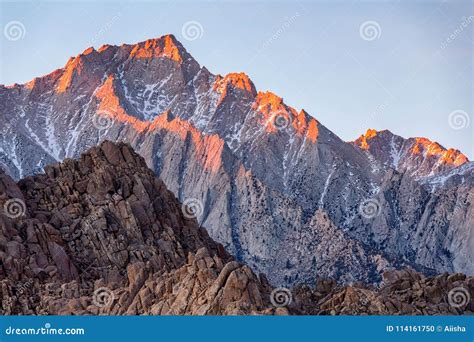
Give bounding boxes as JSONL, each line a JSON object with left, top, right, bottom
{"left": 0, "top": 35, "right": 472, "bottom": 286}
{"left": 353, "top": 129, "right": 473, "bottom": 276}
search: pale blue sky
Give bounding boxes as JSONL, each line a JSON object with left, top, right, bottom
{"left": 1, "top": 0, "right": 472, "bottom": 157}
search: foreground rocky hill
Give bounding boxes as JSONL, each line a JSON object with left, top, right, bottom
{"left": 0, "top": 141, "right": 270, "bottom": 314}
{"left": 0, "top": 142, "right": 472, "bottom": 315}
{"left": 0, "top": 35, "right": 472, "bottom": 287}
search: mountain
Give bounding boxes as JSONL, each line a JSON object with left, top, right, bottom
{"left": 0, "top": 34, "right": 472, "bottom": 287}
{"left": 0, "top": 141, "right": 471, "bottom": 315}
{"left": 353, "top": 129, "right": 469, "bottom": 180}
{"left": 0, "top": 141, "right": 271, "bottom": 315}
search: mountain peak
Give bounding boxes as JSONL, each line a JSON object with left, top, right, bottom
{"left": 129, "top": 34, "right": 186, "bottom": 62}
{"left": 1, "top": 34, "right": 474, "bottom": 298}
{"left": 213, "top": 72, "right": 257, "bottom": 98}
{"left": 97, "top": 44, "right": 112, "bottom": 53}
{"left": 254, "top": 91, "right": 287, "bottom": 116}
{"left": 410, "top": 137, "right": 468, "bottom": 166}
{"left": 364, "top": 128, "right": 378, "bottom": 139}
{"left": 355, "top": 128, "right": 392, "bottom": 150}
{"left": 82, "top": 46, "right": 95, "bottom": 55}
{"left": 353, "top": 128, "right": 468, "bottom": 178}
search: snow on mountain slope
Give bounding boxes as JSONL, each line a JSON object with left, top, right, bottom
{"left": 0, "top": 35, "right": 472, "bottom": 285}
{"left": 353, "top": 129, "right": 469, "bottom": 180}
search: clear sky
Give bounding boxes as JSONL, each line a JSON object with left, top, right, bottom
{"left": 1, "top": 0, "right": 472, "bottom": 158}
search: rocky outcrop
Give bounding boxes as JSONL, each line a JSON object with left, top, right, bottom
{"left": 0, "top": 142, "right": 472, "bottom": 315}
{"left": 0, "top": 141, "right": 271, "bottom": 315}
{"left": 291, "top": 269, "right": 473, "bottom": 315}
{"left": 0, "top": 35, "right": 472, "bottom": 287}
{"left": 353, "top": 129, "right": 469, "bottom": 179}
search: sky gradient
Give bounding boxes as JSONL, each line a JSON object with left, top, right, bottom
{"left": 1, "top": 0, "right": 472, "bottom": 158}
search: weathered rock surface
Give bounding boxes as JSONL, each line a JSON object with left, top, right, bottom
{"left": 353, "top": 129, "right": 469, "bottom": 180}
{"left": 292, "top": 268, "right": 473, "bottom": 315}
{"left": 0, "top": 142, "right": 472, "bottom": 315}
{"left": 0, "top": 35, "right": 472, "bottom": 287}
{"left": 0, "top": 141, "right": 270, "bottom": 314}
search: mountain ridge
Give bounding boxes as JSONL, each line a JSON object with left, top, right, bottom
{"left": 3, "top": 34, "right": 469, "bottom": 164}
{"left": 0, "top": 34, "right": 472, "bottom": 287}
{"left": 0, "top": 141, "right": 472, "bottom": 315}
{"left": 353, "top": 128, "right": 469, "bottom": 179}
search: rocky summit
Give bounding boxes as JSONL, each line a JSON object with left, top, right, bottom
{"left": 0, "top": 142, "right": 472, "bottom": 315}
{"left": 0, "top": 34, "right": 472, "bottom": 288}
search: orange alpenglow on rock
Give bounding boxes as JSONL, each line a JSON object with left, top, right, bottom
{"left": 289, "top": 110, "right": 319, "bottom": 143}
{"left": 129, "top": 35, "right": 183, "bottom": 62}
{"left": 306, "top": 118, "right": 319, "bottom": 143}
{"left": 56, "top": 56, "right": 84, "bottom": 93}
{"left": 213, "top": 72, "right": 256, "bottom": 94}
{"left": 441, "top": 149, "right": 468, "bottom": 166}
{"left": 154, "top": 114, "right": 226, "bottom": 173}
{"left": 254, "top": 91, "right": 285, "bottom": 115}
{"left": 213, "top": 73, "right": 257, "bottom": 105}
{"left": 56, "top": 46, "right": 100, "bottom": 93}
{"left": 98, "top": 44, "right": 112, "bottom": 53}
{"left": 94, "top": 78, "right": 225, "bottom": 173}
{"left": 252, "top": 92, "right": 319, "bottom": 141}
{"left": 95, "top": 75, "right": 150, "bottom": 132}
{"left": 152, "top": 112, "right": 225, "bottom": 173}
{"left": 25, "top": 78, "right": 37, "bottom": 90}
{"left": 411, "top": 138, "right": 468, "bottom": 166}
{"left": 253, "top": 91, "right": 290, "bottom": 133}
{"left": 82, "top": 47, "right": 95, "bottom": 55}
{"left": 411, "top": 143, "right": 422, "bottom": 155}
{"left": 356, "top": 129, "right": 378, "bottom": 150}
{"left": 292, "top": 110, "right": 308, "bottom": 135}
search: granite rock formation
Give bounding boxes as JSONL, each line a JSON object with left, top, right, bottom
{"left": 0, "top": 142, "right": 472, "bottom": 315}
{"left": 0, "top": 35, "right": 472, "bottom": 287}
